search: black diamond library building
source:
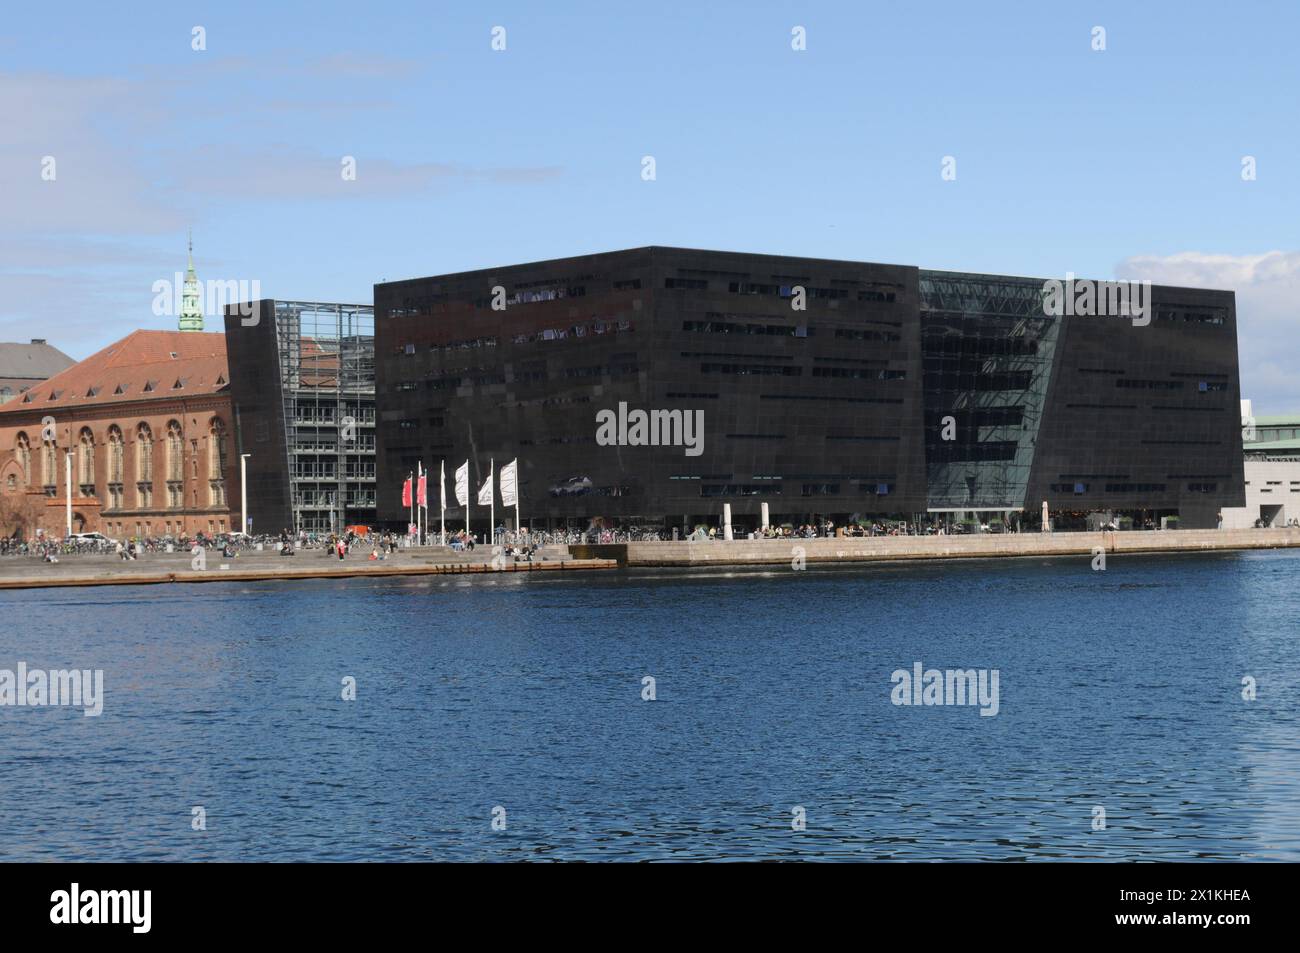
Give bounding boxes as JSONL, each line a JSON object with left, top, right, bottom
{"left": 375, "top": 247, "right": 1245, "bottom": 533}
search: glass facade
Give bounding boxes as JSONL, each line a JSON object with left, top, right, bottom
{"left": 919, "top": 272, "right": 1061, "bottom": 511}
{"left": 274, "top": 302, "right": 376, "bottom": 532}
{"left": 223, "top": 300, "right": 375, "bottom": 535}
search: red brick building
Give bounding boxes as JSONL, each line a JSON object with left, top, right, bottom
{"left": 0, "top": 330, "right": 238, "bottom": 540}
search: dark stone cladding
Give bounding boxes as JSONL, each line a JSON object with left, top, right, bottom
{"left": 374, "top": 248, "right": 1245, "bottom": 532}
{"left": 375, "top": 247, "right": 926, "bottom": 529}
{"left": 1024, "top": 282, "right": 1246, "bottom": 527}
{"left": 222, "top": 301, "right": 293, "bottom": 533}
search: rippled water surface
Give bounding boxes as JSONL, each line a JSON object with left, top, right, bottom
{"left": 2, "top": 550, "right": 1298, "bottom": 861}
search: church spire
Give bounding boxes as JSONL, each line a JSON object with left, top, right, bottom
{"left": 179, "top": 228, "right": 204, "bottom": 332}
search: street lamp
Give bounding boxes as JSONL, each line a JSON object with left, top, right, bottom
{"left": 64, "top": 446, "right": 73, "bottom": 538}
{"left": 240, "top": 453, "right": 251, "bottom": 536}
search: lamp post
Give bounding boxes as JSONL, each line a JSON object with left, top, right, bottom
{"left": 64, "top": 447, "right": 73, "bottom": 537}
{"left": 240, "top": 453, "right": 251, "bottom": 536}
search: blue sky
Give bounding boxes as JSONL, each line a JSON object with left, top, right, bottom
{"left": 2, "top": 0, "right": 1299, "bottom": 409}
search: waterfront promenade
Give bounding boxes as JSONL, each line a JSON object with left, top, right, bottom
{"left": 3, "top": 528, "right": 1298, "bottom": 588}
{"left": 572, "top": 526, "right": 1300, "bottom": 567}
{"left": 0, "top": 545, "right": 615, "bottom": 590}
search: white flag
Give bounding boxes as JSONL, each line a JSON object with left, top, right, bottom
{"left": 455, "top": 461, "right": 469, "bottom": 506}
{"left": 477, "top": 468, "right": 494, "bottom": 506}
{"left": 440, "top": 460, "right": 447, "bottom": 511}
{"left": 500, "top": 459, "right": 518, "bottom": 507}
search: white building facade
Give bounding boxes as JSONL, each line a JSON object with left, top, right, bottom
{"left": 1220, "top": 400, "right": 1300, "bottom": 529}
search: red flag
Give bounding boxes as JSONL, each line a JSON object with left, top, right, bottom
{"left": 417, "top": 474, "right": 428, "bottom": 507}
{"left": 401, "top": 477, "right": 412, "bottom": 508}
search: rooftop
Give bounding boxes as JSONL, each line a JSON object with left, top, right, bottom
{"left": 0, "top": 330, "right": 229, "bottom": 415}
{"left": 0, "top": 339, "right": 76, "bottom": 381}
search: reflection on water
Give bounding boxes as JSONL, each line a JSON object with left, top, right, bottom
{"left": 1, "top": 550, "right": 1297, "bottom": 861}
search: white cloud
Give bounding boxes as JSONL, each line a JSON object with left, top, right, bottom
{"left": 0, "top": 59, "right": 561, "bottom": 357}
{"left": 1118, "top": 251, "right": 1300, "bottom": 415}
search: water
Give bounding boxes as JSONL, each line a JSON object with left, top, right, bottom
{"left": 2, "top": 550, "right": 1298, "bottom": 861}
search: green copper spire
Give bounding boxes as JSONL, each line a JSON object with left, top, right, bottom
{"left": 179, "top": 228, "right": 204, "bottom": 332}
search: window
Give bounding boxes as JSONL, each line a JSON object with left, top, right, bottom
{"left": 107, "top": 426, "right": 124, "bottom": 483}
{"left": 801, "top": 483, "right": 841, "bottom": 496}
{"left": 1116, "top": 379, "right": 1184, "bottom": 390}
{"left": 166, "top": 421, "right": 183, "bottom": 482}
{"left": 209, "top": 418, "right": 227, "bottom": 479}
{"left": 701, "top": 362, "right": 802, "bottom": 377}
{"left": 14, "top": 433, "right": 30, "bottom": 486}
{"left": 42, "top": 440, "right": 57, "bottom": 489}
{"left": 77, "top": 428, "right": 95, "bottom": 492}
{"left": 136, "top": 423, "right": 154, "bottom": 486}
{"left": 209, "top": 418, "right": 228, "bottom": 506}
{"left": 1051, "top": 483, "right": 1089, "bottom": 494}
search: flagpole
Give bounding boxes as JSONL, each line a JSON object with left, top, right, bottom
{"left": 407, "top": 470, "right": 413, "bottom": 542}
{"left": 489, "top": 458, "right": 495, "bottom": 547}
{"left": 417, "top": 462, "right": 423, "bottom": 546}
{"left": 465, "top": 460, "right": 470, "bottom": 542}
{"left": 513, "top": 458, "right": 520, "bottom": 535}
{"left": 440, "top": 459, "right": 446, "bottom": 546}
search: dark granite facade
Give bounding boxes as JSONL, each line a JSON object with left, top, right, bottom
{"left": 375, "top": 248, "right": 1244, "bottom": 533}
{"left": 223, "top": 300, "right": 293, "bottom": 533}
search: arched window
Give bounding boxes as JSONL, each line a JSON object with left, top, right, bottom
{"left": 166, "top": 421, "right": 184, "bottom": 508}
{"left": 208, "top": 417, "right": 228, "bottom": 507}
{"left": 106, "top": 426, "right": 125, "bottom": 510}
{"left": 78, "top": 427, "right": 95, "bottom": 488}
{"left": 166, "top": 421, "right": 183, "bottom": 482}
{"left": 210, "top": 418, "right": 228, "bottom": 477}
{"left": 15, "top": 432, "right": 30, "bottom": 486}
{"left": 136, "top": 423, "right": 154, "bottom": 508}
{"left": 137, "top": 423, "right": 153, "bottom": 480}
{"left": 42, "top": 439, "right": 56, "bottom": 490}
{"left": 107, "top": 425, "right": 124, "bottom": 482}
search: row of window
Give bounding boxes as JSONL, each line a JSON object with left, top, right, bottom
{"left": 682, "top": 320, "right": 810, "bottom": 337}
{"left": 1155, "top": 309, "right": 1228, "bottom": 325}
{"left": 11, "top": 419, "right": 229, "bottom": 509}
{"left": 95, "top": 518, "right": 229, "bottom": 538}
{"left": 698, "top": 482, "right": 894, "bottom": 498}
{"left": 655, "top": 357, "right": 902, "bottom": 379}
{"left": 1049, "top": 482, "right": 1217, "bottom": 495}
{"left": 396, "top": 320, "right": 636, "bottom": 357}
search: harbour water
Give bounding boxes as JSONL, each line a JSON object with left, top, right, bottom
{"left": 2, "top": 549, "right": 1297, "bottom": 861}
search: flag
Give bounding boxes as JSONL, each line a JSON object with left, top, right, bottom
{"left": 401, "top": 476, "right": 412, "bottom": 508}
{"left": 454, "top": 461, "right": 469, "bottom": 506}
{"left": 500, "top": 459, "right": 518, "bottom": 507}
{"left": 477, "top": 468, "right": 494, "bottom": 506}
{"left": 439, "top": 461, "right": 446, "bottom": 511}
{"left": 417, "top": 472, "right": 427, "bottom": 507}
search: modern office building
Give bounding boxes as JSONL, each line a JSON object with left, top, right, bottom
{"left": 222, "top": 300, "right": 376, "bottom": 535}
{"left": 1221, "top": 400, "right": 1300, "bottom": 529}
{"left": 374, "top": 247, "right": 1245, "bottom": 533}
